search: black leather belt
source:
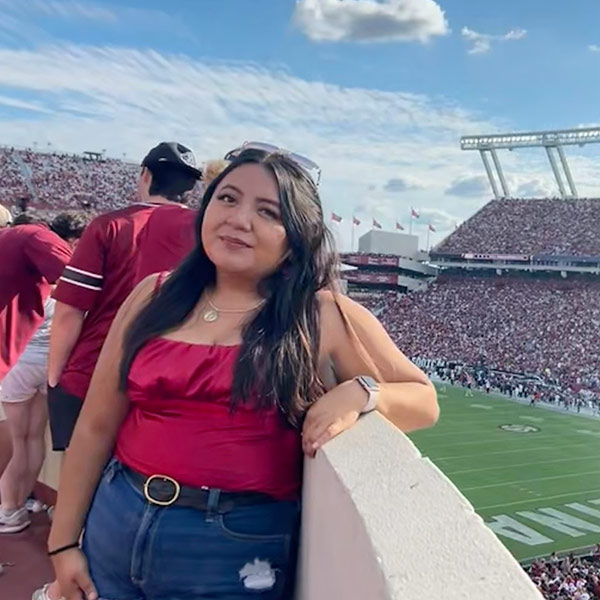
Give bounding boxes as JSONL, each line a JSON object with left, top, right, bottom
{"left": 122, "top": 464, "right": 275, "bottom": 513}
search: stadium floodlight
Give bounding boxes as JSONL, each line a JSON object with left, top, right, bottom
{"left": 460, "top": 126, "right": 600, "bottom": 199}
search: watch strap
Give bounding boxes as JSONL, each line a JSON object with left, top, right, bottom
{"left": 356, "top": 375, "right": 379, "bottom": 414}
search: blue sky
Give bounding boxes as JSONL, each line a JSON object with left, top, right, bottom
{"left": 0, "top": 0, "right": 599, "bottom": 248}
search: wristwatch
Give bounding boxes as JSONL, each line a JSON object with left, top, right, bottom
{"left": 355, "top": 375, "right": 380, "bottom": 414}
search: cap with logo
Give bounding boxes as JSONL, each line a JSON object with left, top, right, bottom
{"left": 142, "top": 142, "right": 202, "bottom": 179}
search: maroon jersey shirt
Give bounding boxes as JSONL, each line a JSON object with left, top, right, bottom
{"left": 0, "top": 224, "right": 72, "bottom": 380}
{"left": 53, "top": 204, "right": 160, "bottom": 399}
{"left": 134, "top": 204, "right": 197, "bottom": 283}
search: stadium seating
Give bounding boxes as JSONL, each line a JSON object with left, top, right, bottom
{"left": 435, "top": 198, "right": 600, "bottom": 257}
{"left": 0, "top": 147, "right": 203, "bottom": 213}
{"left": 368, "top": 273, "right": 600, "bottom": 395}
{"left": 526, "top": 548, "right": 600, "bottom": 599}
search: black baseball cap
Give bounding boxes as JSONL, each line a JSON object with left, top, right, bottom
{"left": 142, "top": 142, "right": 202, "bottom": 179}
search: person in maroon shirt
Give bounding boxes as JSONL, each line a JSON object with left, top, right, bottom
{"left": 0, "top": 212, "right": 91, "bottom": 380}
{"left": 0, "top": 212, "right": 89, "bottom": 493}
{"left": 134, "top": 203, "right": 198, "bottom": 283}
{"left": 47, "top": 142, "right": 201, "bottom": 454}
{"left": 47, "top": 150, "right": 438, "bottom": 600}
{"left": 134, "top": 158, "right": 231, "bottom": 283}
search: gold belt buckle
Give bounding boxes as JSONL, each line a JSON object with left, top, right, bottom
{"left": 143, "top": 474, "right": 181, "bottom": 506}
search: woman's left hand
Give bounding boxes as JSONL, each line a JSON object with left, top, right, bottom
{"left": 302, "top": 379, "right": 368, "bottom": 457}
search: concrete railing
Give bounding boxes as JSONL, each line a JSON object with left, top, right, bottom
{"left": 296, "top": 413, "right": 543, "bottom": 600}
{"left": 37, "top": 415, "right": 544, "bottom": 599}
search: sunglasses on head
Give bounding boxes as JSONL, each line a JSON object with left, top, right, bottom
{"left": 224, "top": 141, "right": 321, "bottom": 186}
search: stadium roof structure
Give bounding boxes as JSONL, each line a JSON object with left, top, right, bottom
{"left": 460, "top": 126, "right": 600, "bottom": 199}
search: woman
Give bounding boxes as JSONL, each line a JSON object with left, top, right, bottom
{"left": 47, "top": 151, "right": 438, "bottom": 600}
{"left": 0, "top": 297, "right": 54, "bottom": 534}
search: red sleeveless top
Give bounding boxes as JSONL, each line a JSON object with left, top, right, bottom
{"left": 114, "top": 338, "right": 303, "bottom": 500}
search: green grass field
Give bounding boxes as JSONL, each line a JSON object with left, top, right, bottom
{"left": 408, "top": 386, "right": 600, "bottom": 562}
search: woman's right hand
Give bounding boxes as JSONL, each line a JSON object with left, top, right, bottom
{"left": 51, "top": 549, "right": 98, "bottom": 600}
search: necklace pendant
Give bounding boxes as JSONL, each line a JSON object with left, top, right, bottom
{"left": 203, "top": 309, "right": 219, "bottom": 323}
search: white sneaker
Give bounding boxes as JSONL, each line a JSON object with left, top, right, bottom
{"left": 32, "top": 583, "right": 66, "bottom": 600}
{"left": 26, "top": 498, "right": 45, "bottom": 513}
{"left": 0, "top": 506, "right": 31, "bottom": 533}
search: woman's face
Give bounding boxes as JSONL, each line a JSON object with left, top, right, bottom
{"left": 201, "top": 163, "right": 288, "bottom": 280}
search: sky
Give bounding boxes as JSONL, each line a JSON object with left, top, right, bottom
{"left": 0, "top": 0, "right": 600, "bottom": 250}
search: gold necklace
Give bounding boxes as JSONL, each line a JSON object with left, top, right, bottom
{"left": 202, "top": 295, "right": 265, "bottom": 323}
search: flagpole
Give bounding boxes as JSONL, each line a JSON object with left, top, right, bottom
{"left": 351, "top": 220, "right": 355, "bottom": 252}
{"left": 426, "top": 227, "right": 430, "bottom": 252}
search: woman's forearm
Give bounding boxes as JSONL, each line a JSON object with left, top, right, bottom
{"left": 377, "top": 381, "right": 439, "bottom": 432}
{"left": 47, "top": 278, "right": 152, "bottom": 550}
{"left": 47, "top": 420, "right": 120, "bottom": 550}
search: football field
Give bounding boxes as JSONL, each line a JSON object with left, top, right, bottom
{"left": 408, "top": 386, "right": 600, "bottom": 562}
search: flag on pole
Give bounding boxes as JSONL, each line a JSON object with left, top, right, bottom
{"left": 331, "top": 212, "right": 342, "bottom": 223}
{"left": 372, "top": 218, "right": 382, "bottom": 229}
{"left": 352, "top": 216, "right": 360, "bottom": 226}
{"left": 428, "top": 223, "right": 436, "bottom": 232}
{"left": 411, "top": 207, "right": 420, "bottom": 219}
{"left": 395, "top": 222, "right": 405, "bottom": 231}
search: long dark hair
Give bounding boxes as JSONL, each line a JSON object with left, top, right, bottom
{"left": 120, "top": 152, "right": 338, "bottom": 428}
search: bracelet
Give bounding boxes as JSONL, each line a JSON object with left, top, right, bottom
{"left": 48, "top": 542, "right": 80, "bottom": 557}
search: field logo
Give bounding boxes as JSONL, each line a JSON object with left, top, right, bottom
{"left": 499, "top": 424, "right": 540, "bottom": 433}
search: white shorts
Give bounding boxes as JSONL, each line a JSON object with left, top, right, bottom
{"left": 0, "top": 359, "right": 47, "bottom": 404}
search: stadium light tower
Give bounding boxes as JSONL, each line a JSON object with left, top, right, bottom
{"left": 460, "top": 126, "right": 600, "bottom": 199}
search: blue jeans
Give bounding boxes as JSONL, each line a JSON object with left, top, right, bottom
{"left": 82, "top": 459, "right": 300, "bottom": 599}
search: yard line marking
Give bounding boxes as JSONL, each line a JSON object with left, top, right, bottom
{"left": 444, "top": 454, "right": 600, "bottom": 475}
{"left": 462, "top": 469, "right": 600, "bottom": 491}
{"left": 424, "top": 432, "right": 578, "bottom": 449}
{"left": 433, "top": 440, "right": 600, "bottom": 461}
{"left": 414, "top": 422, "right": 597, "bottom": 439}
{"left": 475, "top": 489, "right": 600, "bottom": 511}
{"left": 577, "top": 429, "right": 600, "bottom": 437}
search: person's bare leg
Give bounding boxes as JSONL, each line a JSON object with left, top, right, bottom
{"left": 0, "top": 418, "right": 12, "bottom": 480}
{"left": 0, "top": 400, "right": 30, "bottom": 510}
{"left": 22, "top": 391, "right": 47, "bottom": 506}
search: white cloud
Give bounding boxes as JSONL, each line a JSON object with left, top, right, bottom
{"left": 383, "top": 176, "right": 423, "bottom": 193}
{"left": 445, "top": 174, "right": 489, "bottom": 196}
{"left": 0, "top": 1, "right": 196, "bottom": 48}
{"left": 461, "top": 26, "right": 526, "bottom": 55}
{"left": 293, "top": 0, "right": 449, "bottom": 43}
{"left": 514, "top": 177, "right": 555, "bottom": 198}
{"left": 0, "top": 94, "right": 55, "bottom": 113}
{"left": 445, "top": 173, "right": 559, "bottom": 199}
{"left": 589, "top": 44, "right": 600, "bottom": 53}
{"left": 418, "top": 207, "right": 459, "bottom": 230}
{"left": 0, "top": 0, "right": 116, "bottom": 23}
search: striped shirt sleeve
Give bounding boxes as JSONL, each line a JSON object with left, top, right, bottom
{"left": 60, "top": 265, "right": 104, "bottom": 291}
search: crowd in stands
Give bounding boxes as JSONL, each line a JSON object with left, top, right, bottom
{"left": 0, "top": 147, "right": 204, "bottom": 215}
{"left": 435, "top": 198, "right": 600, "bottom": 257}
{"left": 357, "top": 273, "right": 600, "bottom": 400}
{"left": 526, "top": 549, "right": 600, "bottom": 599}
{"left": 416, "top": 358, "right": 599, "bottom": 414}
{"left": 0, "top": 149, "right": 29, "bottom": 202}
{"left": 342, "top": 252, "right": 401, "bottom": 258}
{"left": 347, "top": 289, "right": 398, "bottom": 312}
